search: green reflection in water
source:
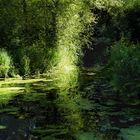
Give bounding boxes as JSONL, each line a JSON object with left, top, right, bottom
{"left": 46, "top": 1, "right": 94, "bottom": 138}
{"left": 57, "top": 90, "right": 83, "bottom": 133}
{"left": 0, "top": 87, "right": 24, "bottom": 104}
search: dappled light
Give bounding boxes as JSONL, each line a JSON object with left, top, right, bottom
{"left": 0, "top": 0, "right": 140, "bottom": 140}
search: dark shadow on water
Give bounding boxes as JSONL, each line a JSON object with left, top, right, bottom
{"left": 0, "top": 76, "right": 140, "bottom": 140}
{"left": 0, "top": 115, "right": 35, "bottom": 140}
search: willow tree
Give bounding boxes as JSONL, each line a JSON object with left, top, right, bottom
{"left": 49, "top": 0, "right": 94, "bottom": 89}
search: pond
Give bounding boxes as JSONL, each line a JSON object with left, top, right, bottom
{"left": 0, "top": 74, "right": 139, "bottom": 140}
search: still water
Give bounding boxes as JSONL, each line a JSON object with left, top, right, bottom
{"left": 0, "top": 74, "right": 139, "bottom": 140}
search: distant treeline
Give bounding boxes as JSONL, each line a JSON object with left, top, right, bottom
{"left": 0, "top": 0, "right": 140, "bottom": 79}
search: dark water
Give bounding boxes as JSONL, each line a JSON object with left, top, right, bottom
{"left": 0, "top": 76, "right": 140, "bottom": 140}
{"left": 0, "top": 115, "right": 35, "bottom": 140}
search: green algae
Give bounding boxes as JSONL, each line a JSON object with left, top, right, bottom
{"left": 0, "top": 88, "right": 23, "bottom": 104}
{"left": 0, "top": 107, "right": 19, "bottom": 114}
{"left": 0, "top": 76, "right": 139, "bottom": 140}
{"left": 119, "top": 126, "right": 140, "bottom": 140}
{"left": 75, "top": 132, "right": 101, "bottom": 140}
{"left": 0, "top": 125, "right": 7, "bottom": 129}
{"left": 0, "top": 78, "right": 47, "bottom": 86}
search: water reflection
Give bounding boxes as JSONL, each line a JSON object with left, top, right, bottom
{"left": 56, "top": 90, "right": 83, "bottom": 133}
{"left": 0, "top": 115, "right": 35, "bottom": 140}
{"left": 50, "top": 52, "right": 83, "bottom": 136}
{"left": 0, "top": 71, "right": 139, "bottom": 139}
{"left": 0, "top": 76, "right": 84, "bottom": 139}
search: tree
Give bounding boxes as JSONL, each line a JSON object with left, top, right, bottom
{"left": 0, "top": 49, "right": 11, "bottom": 78}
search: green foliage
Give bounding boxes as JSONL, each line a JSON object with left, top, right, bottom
{"left": 109, "top": 40, "right": 140, "bottom": 94}
{"left": 50, "top": 0, "right": 95, "bottom": 89}
{"left": 123, "top": 0, "right": 140, "bottom": 42}
{"left": 89, "top": 0, "right": 140, "bottom": 67}
{"left": 0, "top": 0, "right": 139, "bottom": 79}
{"left": 20, "top": 55, "right": 30, "bottom": 77}
{"left": 112, "top": 0, "right": 140, "bottom": 42}
{"left": 123, "top": 0, "right": 140, "bottom": 9}
{"left": 0, "top": 49, "right": 11, "bottom": 77}
{"left": 27, "top": 44, "right": 48, "bottom": 74}
{"left": 8, "top": 65, "right": 19, "bottom": 78}
{"left": 93, "top": 0, "right": 124, "bottom": 13}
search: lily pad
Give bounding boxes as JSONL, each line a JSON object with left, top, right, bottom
{"left": 119, "top": 125, "right": 140, "bottom": 140}
{"left": 0, "top": 125, "right": 7, "bottom": 129}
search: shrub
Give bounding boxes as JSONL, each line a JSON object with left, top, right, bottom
{"left": 27, "top": 44, "right": 48, "bottom": 74}
{"left": 109, "top": 40, "right": 140, "bottom": 95}
{"left": 8, "top": 64, "right": 20, "bottom": 78}
{"left": 20, "top": 55, "right": 30, "bottom": 77}
{"left": 0, "top": 49, "right": 11, "bottom": 77}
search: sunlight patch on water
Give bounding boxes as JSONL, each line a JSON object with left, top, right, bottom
{"left": 0, "top": 88, "right": 23, "bottom": 104}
